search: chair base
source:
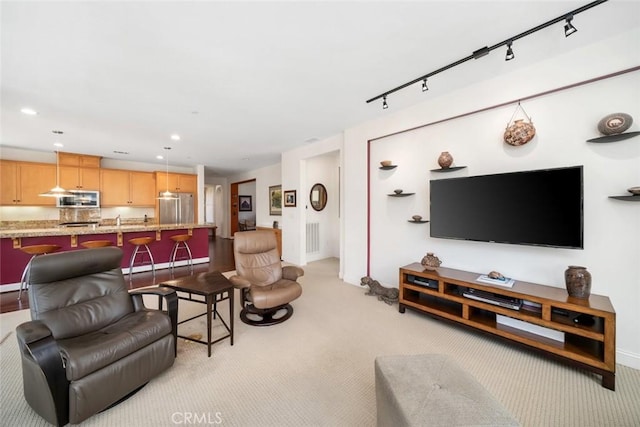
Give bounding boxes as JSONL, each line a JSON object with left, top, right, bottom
{"left": 100, "top": 383, "right": 147, "bottom": 413}
{"left": 240, "top": 304, "right": 294, "bottom": 326}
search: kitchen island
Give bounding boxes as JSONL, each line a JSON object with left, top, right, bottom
{"left": 0, "top": 223, "right": 215, "bottom": 291}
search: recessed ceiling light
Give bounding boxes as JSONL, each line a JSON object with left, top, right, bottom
{"left": 113, "top": 150, "right": 129, "bottom": 155}
{"left": 52, "top": 130, "right": 64, "bottom": 134}
{"left": 170, "top": 134, "right": 180, "bottom": 141}
{"left": 21, "top": 108, "right": 38, "bottom": 115}
{"left": 53, "top": 142, "right": 64, "bottom": 148}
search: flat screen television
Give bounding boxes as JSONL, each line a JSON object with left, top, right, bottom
{"left": 429, "top": 166, "right": 583, "bottom": 249}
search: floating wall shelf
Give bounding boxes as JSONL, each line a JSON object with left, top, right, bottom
{"left": 586, "top": 131, "right": 640, "bottom": 143}
{"left": 408, "top": 219, "right": 430, "bottom": 223}
{"left": 379, "top": 165, "right": 398, "bottom": 170}
{"left": 609, "top": 195, "right": 640, "bottom": 202}
{"left": 430, "top": 166, "right": 467, "bottom": 172}
{"left": 388, "top": 193, "right": 415, "bottom": 197}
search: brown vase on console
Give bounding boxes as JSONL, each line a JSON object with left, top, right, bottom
{"left": 565, "top": 266, "right": 591, "bottom": 299}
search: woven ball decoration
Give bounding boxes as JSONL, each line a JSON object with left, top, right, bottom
{"left": 504, "top": 119, "right": 536, "bottom": 146}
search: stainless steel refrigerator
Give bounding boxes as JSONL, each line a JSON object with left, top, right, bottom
{"left": 158, "top": 193, "right": 194, "bottom": 224}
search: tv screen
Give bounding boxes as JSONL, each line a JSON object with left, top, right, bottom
{"left": 430, "top": 166, "right": 583, "bottom": 249}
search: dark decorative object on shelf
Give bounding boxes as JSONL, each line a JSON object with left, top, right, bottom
{"left": 437, "top": 151, "right": 453, "bottom": 169}
{"left": 504, "top": 102, "right": 536, "bottom": 146}
{"left": 412, "top": 215, "right": 423, "bottom": 221}
{"left": 565, "top": 265, "right": 591, "bottom": 299}
{"left": 488, "top": 271, "right": 505, "bottom": 280}
{"left": 586, "top": 131, "right": 640, "bottom": 143}
{"left": 627, "top": 186, "right": 640, "bottom": 195}
{"left": 421, "top": 252, "right": 442, "bottom": 270}
{"left": 597, "top": 113, "right": 633, "bottom": 135}
{"left": 360, "top": 276, "right": 399, "bottom": 305}
{"left": 430, "top": 165, "right": 467, "bottom": 172}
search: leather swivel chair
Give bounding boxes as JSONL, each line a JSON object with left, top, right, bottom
{"left": 15, "top": 247, "right": 178, "bottom": 426}
{"left": 229, "top": 230, "right": 303, "bottom": 326}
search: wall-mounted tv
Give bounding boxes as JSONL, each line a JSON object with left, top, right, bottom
{"left": 430, "top": 166, "right": 583, "bottom": 249}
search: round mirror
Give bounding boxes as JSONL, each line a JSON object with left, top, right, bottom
{"left": 310, "top": 183, "right": 327, "bottom": 211}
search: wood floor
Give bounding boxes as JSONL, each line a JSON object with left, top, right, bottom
{"left": 0, "top": 236, "right": 235, "bottom": 314}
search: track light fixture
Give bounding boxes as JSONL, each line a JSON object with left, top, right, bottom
{"left": 367, "top": 0, "right": 606, "bottom": 109}
{"left": 505, "top": 41, "right": 515, "bottom": 61}
{"left": 564, "top": 14, "right": 578, "bottom": 37}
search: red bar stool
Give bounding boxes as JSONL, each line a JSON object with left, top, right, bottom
{"left": 18, "top": 244, "right": 61, "bottom": 299}
{"left": 169, "top": 234, "right": 193, "bottom": 273}
{"left": 128, "top": 237, "right": 155, "bottom": 280}
{"left": 80, "top": 240, "right": 113, "bottom": 249}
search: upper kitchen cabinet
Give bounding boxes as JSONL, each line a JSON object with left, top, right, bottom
{"left": 60, "top": 166, "right": 100, "bottom": 190}
{"left": 0, "top": 160, "right": 57, "bottom": 206}
{"left": 58, "top": 152, "right": 102, "bottom": 168}
{"left": 100, "top": 169, "right": 156, "bottom": 206}
{"left": 155, "top": 172, "right": 197, "bottom": 193}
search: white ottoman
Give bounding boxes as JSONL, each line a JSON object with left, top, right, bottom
{"left": 375, "top": 354, "right": 519, "bottom": 427}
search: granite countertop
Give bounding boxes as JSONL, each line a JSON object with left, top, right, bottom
{"left": 0, "top": 223, "right": 215, "bottom": 238}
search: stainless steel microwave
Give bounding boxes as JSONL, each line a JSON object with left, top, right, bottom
{"left": 56, "top": 190, "right": 100, "bottom": 208}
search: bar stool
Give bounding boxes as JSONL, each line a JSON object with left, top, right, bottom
{"left": 128, "top": 237, "right": 155, "bottom": 280}
{"left": 18, "top": 244, "right": 61, "bottom": 300}
{"left": 80, "top": 240, "right": 113, "bottom": 249}
{"left": 170, "top": 234, "right": 193, "bottom": 273}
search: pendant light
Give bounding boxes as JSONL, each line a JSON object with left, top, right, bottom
{"left": 40, "top": 150, "right": 74, "bottom": 198}
{"left": 158, "top": 146, "right": 178, "bottom": 200}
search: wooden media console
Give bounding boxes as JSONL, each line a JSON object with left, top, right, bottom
{"left": 398, "top": 263, "right": 616, "bottom": 390}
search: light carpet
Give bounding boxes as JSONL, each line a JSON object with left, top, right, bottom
{"left": 1, "top": 258, "right": 640, "bottom": 426}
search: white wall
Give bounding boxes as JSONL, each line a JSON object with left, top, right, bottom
{"left": 340, "top": 28, "right": 640, "bottom": 368}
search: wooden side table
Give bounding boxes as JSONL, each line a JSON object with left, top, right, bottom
{"left": 161, "top": 271, "right": 234, "bottom": 357}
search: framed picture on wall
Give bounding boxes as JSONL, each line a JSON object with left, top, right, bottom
{"left": 269, "top": 185, "right": 282, "bottom": 216}
{"left": 239, "top": 195, "right": 252, "bottom": 211}
{"left": 284, "top": 190, "right": 296, "bottom": 207}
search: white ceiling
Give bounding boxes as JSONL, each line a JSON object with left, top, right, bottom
{"left": 2, "top": 1, "right": 639, "bottom": 176}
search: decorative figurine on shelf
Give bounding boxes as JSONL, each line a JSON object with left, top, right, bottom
{"left": 564, "top": 265, "right": 592, "bottom": 299}
{"left": 488, "top": 271, "right": 505, "bottom": 280}
{"left": 380, "top": 160, "right": 392, "bottom": 167}
{"left": 360, "top": 276, "right": 399, "bottom": 305}
{"left": 597, "top": 113, "right": 633, "bottom": 135}
{"left": 421, "top": 252, "right": 442, "bottom": 270}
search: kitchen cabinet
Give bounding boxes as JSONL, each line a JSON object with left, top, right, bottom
{"left": 156, "top": 172, "right": 197, "bottom": 193}
{"left": 60, "top": 166, "right": 100, "bottom": 190}
{"left": 0, "top": 160, "right": 57, "bottom": 206}
{"left": 58, "top": 152, "right": 101, "bottom": 168}
{"left": 100, "top": 169, "right": 156, "bottom": 206}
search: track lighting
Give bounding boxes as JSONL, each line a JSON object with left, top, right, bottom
{"left": 366, "top": 0, "right": 606, "bottom": 107}
{"left": 505, "top": 41, "right": 515, "bottom": 61}
{"left": 564, "top": 14, "right": 577, "bottom": 37}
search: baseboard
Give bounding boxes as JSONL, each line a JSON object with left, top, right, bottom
{"left": 617, "top": 350, "right": 640, "bottom": 370}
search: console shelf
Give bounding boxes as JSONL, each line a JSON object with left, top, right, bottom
{"left": 399, "top": 263, "right": 616, "bottom": 390}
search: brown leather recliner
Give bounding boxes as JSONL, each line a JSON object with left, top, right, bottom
{"left": 15, "top": 247, "right": 178, "bottom": 426}
{"left": 229, "top": 230, "right": 303, "bottom": 326}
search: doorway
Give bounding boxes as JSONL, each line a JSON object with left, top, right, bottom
{"left": 230, "top": 179, "right": 256, "bottom": 237}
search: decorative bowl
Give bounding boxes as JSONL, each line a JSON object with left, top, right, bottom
{"left": 598, "top": 113, "right": 633, "bottom": 135}
{"left": 380, "top": 160, "right": 392, "bottom": 167}
{"left": 393, "top": 189, "right": 403, "bottom": 194}
{"left": 412, "top": 215, "right": 422, "bottom": 221}
{"left": 628, "top": 186, "right": 640, "bottom": 196}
